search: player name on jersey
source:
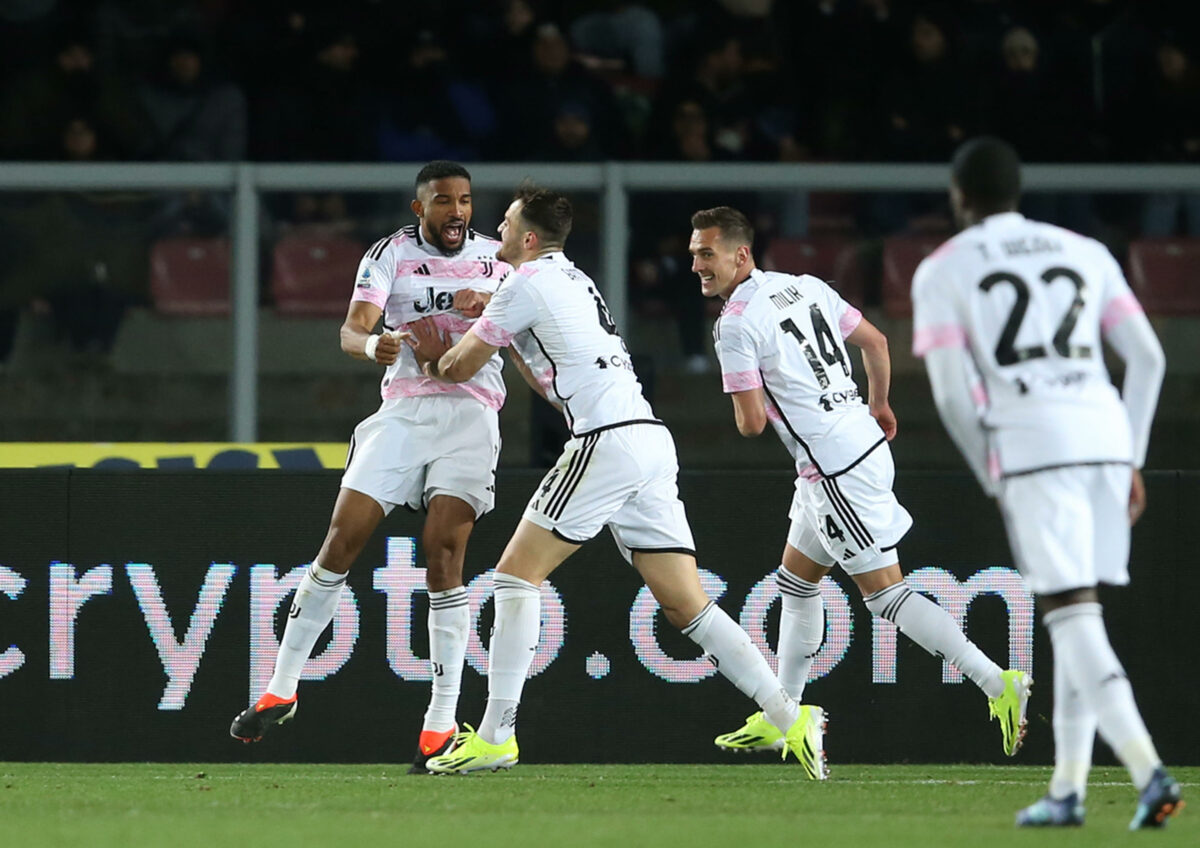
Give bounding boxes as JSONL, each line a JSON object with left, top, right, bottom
{"left": 912, "top": 212, "right": 1139, "bottom": 476}
{"left": 715, "top": 269, "right": 884, "bottom": 478}
{"left": 475, "top": 251, "right": 656, "bottom": 436}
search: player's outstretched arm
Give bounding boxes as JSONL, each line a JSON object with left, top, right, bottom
{"left": 924, "top": 347, "right": 994, "bottom": 495}
{"left": 846, "top": 317, "right": 896, "bottom": 439}
{"left": 341, "top": 301, "right": 400, "bottom": 365}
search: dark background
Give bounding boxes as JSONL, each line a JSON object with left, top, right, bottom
{"left": 0, "top": 468, "right": 1194, "bottom": 765}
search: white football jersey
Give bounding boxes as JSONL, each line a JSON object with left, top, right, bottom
{"left": 912, "top": 212, "right": 1139, "bottom": 475}
{"left": 472, "top": 251, "right": 655, "bottom": 435}
{"left": 714, "top": 269, "right": 884, "bottom": 476}
{"left": 351, "top": 224, "right": 511, "bottom": 410}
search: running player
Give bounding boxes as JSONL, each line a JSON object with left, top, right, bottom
{"left": 690, "top": 206, "right": 1031, "bottom": 758}
{"left": 406, "top": 183, "right": 828, "bottom": 778}
{"left": 912, "top": 137, "right": 1181, "bottom": 829}
{"left": 230, "top": 161, "right": 511, "bottom": 775}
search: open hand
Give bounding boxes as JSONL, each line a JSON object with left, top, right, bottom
{"left": 404, "top": 317, "right": 453, "bottom": 365}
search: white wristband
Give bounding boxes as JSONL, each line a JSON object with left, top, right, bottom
{"left": 363, "top": 333, "right": 381, "bottom": 362}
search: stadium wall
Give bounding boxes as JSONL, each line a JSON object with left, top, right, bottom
{"left": 1, "top": 469, "right": 1195, "bottom": 765}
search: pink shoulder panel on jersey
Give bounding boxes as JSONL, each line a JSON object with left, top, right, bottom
{"left": 911, "top": 324, "right": 968, "bottom": 357}
{"left": 722, "top": 370, "right": 763, "bottom": 392}
{"left": 473, "top": 316, "right": 514, "bottom": 347}
{"left": 839, "top": 305, "right": 862, "bottom": 338}
{"left": 721, "top": 299, "right": 749, "bottom": 317}
{"left": 351, "top": 285, "right": 388, "bottom": 310}
{"left": 1100, "top": 292, "right": 1143, "bottom": 333}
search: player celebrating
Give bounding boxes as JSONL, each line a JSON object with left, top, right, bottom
{"left": 230, "top": 161, "right": 511, "bottom": 775}
{"left": 913, "top": 137, "right": 1182, "bottom": 829}
{"left": 406, "top": 183, "right": 828, "bottom": 778}
{"left": 689, "top": 206, "right": 1031, "bottom": 759}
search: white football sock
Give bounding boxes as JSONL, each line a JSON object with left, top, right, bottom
{"left": 423, "top": 586, "right": 469, "bottom": 733}
{"left": 1048, "top": 654, "right": 1097, "bottom": 801}
{"left": 776, "top": 566, "right": 823, "bottom": 701}
{"left": 864, "top": 581, "right": 1005, "bottom": 698}
{"left": 479, "top": 573, "right": 540, "bottom": 745}
{"left": 266, "top": 561, "right": 346, "bottom": 699}
{"left": 1044, "top": 603, "right": 1161, "bottom": 789}
{"left": 683, "top": 601, "right": 799, "bottom": 733}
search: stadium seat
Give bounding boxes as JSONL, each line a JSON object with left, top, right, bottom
{"left": 762, "top": 236, "right": 865, "bottom": 306}
{"left": 1127, "top": 238, "right": 1200, "bottom": 316}
{"left": 271, "top": 235, "right": 366, "bottom": 317}
{"left": 880, "top": 235, "right": 947, "bottom": 317}
{"left": 149, "top": 237, "right": 230, "bottom": 316}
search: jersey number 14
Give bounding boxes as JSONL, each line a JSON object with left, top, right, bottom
{"left": 779, "top": 305, "right": 849, "bottom": 389}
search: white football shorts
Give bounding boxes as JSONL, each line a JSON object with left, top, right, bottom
{"left": 523, "top": 422, "right": 696, "bottom": 562}
{"left": 341, "top": 394, "right": 500, "bottom": 518}
{"left": 786, "top": 443, "right": 913, "bottom": 575}
{"left": 997, "top": 463, "right": 1132, "bottom": 595}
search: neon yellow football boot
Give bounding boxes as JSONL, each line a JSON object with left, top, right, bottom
{"left": 425, "top": 725, "right": 519, "bottom": 774}
{"left": 714, "top": 711, "right": 785, "bottom": 752}
{"left": 989, "top": 669, "right": 1033, "bottom": 756}
{"left": 781, "top": 704, "right": 829, "bottom": 780}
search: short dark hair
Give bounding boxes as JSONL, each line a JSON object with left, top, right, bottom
{"left": 514, "top": 181, "right": 573, "bottom": 246}
{"left": 415, "top": 160, "right": 471, "bottom": 195}
{"left": 951, "top": 137, "right": 1021, "bottom": 212}
{"left": 690, "top": 206, "right": 754, "bottom": 248}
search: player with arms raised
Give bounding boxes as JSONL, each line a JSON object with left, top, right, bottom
{"left": 230, "top": 161, "right": 511, "bottom": 775}
{"left": 406, "top": 184, "right": 827, "bottom": 778}
{"left": 690, "top": 206, "right": 1030, "bottom": 759}
{"left": 913, "top": 137, "right": 1181, "bottom": 829}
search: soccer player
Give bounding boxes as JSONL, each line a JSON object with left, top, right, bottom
{"left": 912, "top": 137, "right": 1182, "bottom": 829}
{"left": 689, "top": 206, "right": 1031, "bottom": 759}
{"left": 230, "top": 161, "right": 511, "bottom": 775}
{"left": 405, "top": 183, "right": 828, "bottom": 778}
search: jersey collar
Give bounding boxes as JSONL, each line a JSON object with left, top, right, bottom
{"left": 980, "top": 211, "right": 1026, "bottom": 229}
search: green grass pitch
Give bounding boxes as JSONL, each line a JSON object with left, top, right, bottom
{"left": 0, "top": 763, "right": 1192, "bottom": 847}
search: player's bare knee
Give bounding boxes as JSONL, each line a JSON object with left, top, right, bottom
{"left": 422, "top": 543, "right": 465, "bottom": 591}
{"left": 661, "top": 602, "right": 697, "bottom": 630}
{"left": 316, "top": 526, "right": 369, "bottom": 574}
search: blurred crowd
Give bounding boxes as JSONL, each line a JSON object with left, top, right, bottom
{"left": 1, "top": 0, "right": 1198, "bottom": 369}
{"left": 1, "top": 0, "right": 1196, "bottom": 167}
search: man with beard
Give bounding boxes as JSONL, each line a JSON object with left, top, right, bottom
{"left": 230, "top": 161, "right": 512, "bottom": 775}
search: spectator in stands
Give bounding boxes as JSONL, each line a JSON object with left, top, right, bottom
{"left": 499, "top": 22, "right": 628, "bottom": 160}
{"left": 1138, "top": 36, "right": 1200, "bottom": 236}
{"left": 255, "top": 26, "right": 374, "bottom": 162}
{"left": 135, "top": 32, "right": 246, "bottom": 161}
{"left": 534, "top": 101, "right": 606, "bottom": 161}
{"left": 570, "top": 2, "right": 665, "bottom": 80}
{"left": 877, "top": 12, "right": 970, "bottom": 163}
{"left": 377, "top": 28, "right": 497, "bottom": 162}
{"left": 0, "top": 25, "right": 142, "bottom": 160}
{"left": 979, "top": 27, "right": 1070, "bottom": 162}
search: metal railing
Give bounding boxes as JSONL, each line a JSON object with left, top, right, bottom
{"left": 3, "top": 161, "right": 1198, "bottom": 440}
